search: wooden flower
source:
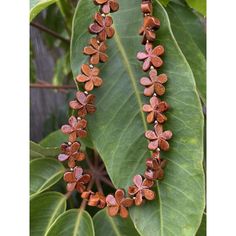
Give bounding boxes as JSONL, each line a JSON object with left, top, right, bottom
{"left": 76, "top": 64, "right": 103, "bottom": 91}
{"left": 69, "top": 91, "right": 96, "bottom": 117}
{"left": 83, "top": 38, "right": 108, "bottom": 65}
{"left": 94, "top": 0, "right": 119, "bottom": 14}
{"left": 128, "top": 175, "right": 155, "bottom": 206}
{"left": 140, "top": 69, "right": 168, "bottom": 96}
{"left": 89, "top": 12, "right": 115, "bottom": 41}
{"left": 64, "top": 166, "right": 91, "bottom": 193}
{"left": 58, "top": 142, "right": 85, "bottom": 168}
{"left": 144, "top": 158, "right": 167, "bottom": 180}
{"left": 137, "top": 42, "right": 164, "bottom": 71}
{"left": 139, "top": 16, "right": 160, "bottom": 44}
{"left": 145, "top": 124, "right": 172, "bottom": 151}
{"left": 85, "top": 191, "right": 106, "bottom": 208}
{"left": 106, "top": 189, "right": 133, "bottom": 218}
{"left": 61, "top": 116, "right": 87, "bottom": 142}
{"left": 142, "top": 96, "right": 169, "bottom": 124}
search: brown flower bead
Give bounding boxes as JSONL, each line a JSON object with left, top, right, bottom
{"left": 145, "top": 158, "right": 167, "bottom": 180}
{"left": 143, "top": 96, "right": 169, "bottom": 124}
{"left": 61, "top": 116, "right": 87, "bottom": 142}
{"left": 145, "top": 124, "right": 172, "bottom": 151}
{"left": 69, "top": 91, "right": 96, "bottom": 117}
{"left": 137, "top": 42, "right": 164, "bottom": 71}
{"left": 140, "top": 69, "right": 168, "bottom": 96}
{"left": 83, "top": 38, "right": 108, "bottom": 65}
{"left": 94, "top": 0, "right": 119, "bottom": 14}
{"left": 76, "top": 64, "right": 103, "bottom": 91}
{"left": 89, "top": 12, "right": 115, "bottom": 41}
{"left": 58, "top": 142, "right": 85, "bottom": 168}
{"left": 128, "top": 175, "right": 155, "bottom": 206}
{"left": 139, "top": 16, "right": 160, "bottom": 44}
{"left": 88, "top": 192, "right": 106, "bottom": 208}
{"left": 64, "top": 166, "right": 91, "bottom": 193}
{"left": 106, "top": 189, "right": 133, "bottom": 218}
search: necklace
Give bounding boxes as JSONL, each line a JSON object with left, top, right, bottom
{"left": 58, "top": 0, "right": 172, "bottom": 219}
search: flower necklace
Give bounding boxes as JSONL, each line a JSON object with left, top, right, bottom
{"left": 58, "top": 0, "right": 172, "bottom": 218}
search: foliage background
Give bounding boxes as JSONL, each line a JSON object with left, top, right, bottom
{"left": 30, "top": 0, "right": 206, "bottom": 235}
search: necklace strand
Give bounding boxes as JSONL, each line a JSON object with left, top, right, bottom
{"left": 58, "top": 0, "right": 172, "bottom": 218}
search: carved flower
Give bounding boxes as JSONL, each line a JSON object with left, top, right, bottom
{"left": 58, "top": 142, "right": 85, "bottom": 168}
{"left": 94, "top": 0, "right": 119, "bottom": 14}
{"left": 143, "top": 96, "right": 169, "bottom": 124}
{"left": 144, "top": 158, "right": 167, "bottom": 180}
{"left": 64, "top": 166, "right": 91, "bottom": 193}
{"left": 140, "top": 69, "right": 168, "bottom": 96}
{"left": 61, "top": 116, "right": 87, "bottom": 142}
{"left": 76, "top": 64, "right": 103, "bottom": 91}
{"left": 106, "top": 189, "right": 133, "bottom": 218}
{"left": 89, "top": 12, "right": 115, "bottom": 41}
{"left": 145, "top": 124, "right": 172, "bottom": 151}
{"left": 128, "top": 175, "right": 155, "bottom": 206}
{"left": 69, "top": 91, "right": 96, "bottom": 117}
{"left": 137, "top": 43, "right": 164, "bottom": 71}
{"left": 83, "top": 38, "right": 108, "bottom": 65}
{"left": 82, "top": 191, "right": 106, "bottom": 208}
{"left": 139, "top": 16, "right": 160, "bottom": 44}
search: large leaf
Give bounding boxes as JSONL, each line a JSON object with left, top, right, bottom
{"left": 46, "top": 209, "right": 95, "bottom": 236}
{"left": 30, "top": 192, "right": 66, "bottom": 236}
{"left": 30, "top": 0, "right": 58, "bottom": 22}
{"left": 71, "top": 0, "right": 204, "bottom": 235}
{"left": 30, "top": 141, "right": 60, "bottom": 159}
{"left": 93, "top": 209, "right": 139, "bottom": 236}
{"left": 30, "top": 158, "right": 65, "bottom": 197}
{"left": 185, "top": 0, "right": 206, "bottom": 16}
{"left": 166, "top": 1, "right": 206, "bottom": 103}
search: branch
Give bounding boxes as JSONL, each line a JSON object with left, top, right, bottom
{"left": 30, "top": 22, "right": 70, "bottom": 44}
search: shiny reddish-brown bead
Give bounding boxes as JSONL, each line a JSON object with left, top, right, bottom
{"left": 89, "top": 12, "right": 115, "bottom": 41}
{"left": 69, "top": 91, "right": 96, "bottom": 117}
{"left": 142, "top": 96, "right": 169, "bottom": 124}
{"left": 145, "top": 124, "right": 172, "bottom": 151}
{"left": 140, "top": 69, "right": 168, "bottom": 96}
{"left": 76, "top": 64, "right": 103, "bottom": 91}
{"left": 128, "top": 175, "right": 155, "bottom": 206}
{"left": 61, "top": 116, "right": 87, "bottom": 142}
{"left": 106, "top": 189, "right": 133, "bottom": 218}
{"left": 137, "top": 42, "right": 164, "bottom": 71}
{"left": 58, "top": 142, "right": 85, "bottom": 168}
{"left": 83, "top": 38, "right": 108, "bottom": 65}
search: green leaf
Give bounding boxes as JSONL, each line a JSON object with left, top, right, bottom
{"left": 71, "top": 0, "right": 205, "bottom": 235}
{"left": 159, "top": 0, "right": 170, "bottom": 7}
{"left": 30, "top": 192, "right": 66, "bottom": 236}
{"left": 30, "top": 141, "right": 60, "bottom": 158}
{"left": 30, "top": 0, "right": 58, "bottom": 22}
{"left": 185, "top": 0, "right": 206, "bottom": 16}
{"left": 166, "top": 1, "right": 206, "bottom": 103}
{"left": 30, "top": 158, "right": 65, "bottom": 197}
{"left": 93, "top": 209, "right": 140, "bottom": 236}
{"left": 196, "top": 213, "right": 206, "bottom": 236}
{"left": 46, "top": 209, "right": 95, "bottom": 236}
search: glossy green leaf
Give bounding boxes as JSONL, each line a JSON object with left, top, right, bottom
{"left": 46, "top": 209, "right": 95, "bottom": 236}
{"left": 30, "top": 192, "right": 66, "bottom": 236}
{"left": 30, "top": 0, "right": 58, "bottom": 22}
{"left": 185, "top": 0, "right": 206, "bottom": 16}
{"left": 71, "top": 0, "right": 205, "bottom": 235}
{"left": 30, "top": 141, "right": 60, "bottom": 159}
{"left": 166, "top": 1, "right": 206, "bottom": 103}
{"left": 93, "top": 209, "right": 139, "bottom": 236}
{"left": 159, "top": 0, "right": 170, "bottom": 7}
{"left": 30, "top": 158, "right": 65, "bottom": 197}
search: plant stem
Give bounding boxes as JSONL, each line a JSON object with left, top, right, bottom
{"left": 30, "top": 22, "right": 70, "bottom": 44}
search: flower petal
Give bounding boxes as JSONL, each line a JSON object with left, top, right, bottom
{"left": 154, "top": 83, "right": 165, "bottom": 96}
{"left": 105, "top": 15, "right": 113, "bottom": 27}
{"left": 76, "top": 152, "right": 86, "bottom": 161}
{"left": 143, "top": 104, "right": 153, "bottom": 112}
{"left": 133, "top": 175, "right": 143, "bottom": 188}
{"left": 70, "top": 142, "right": 80, "bottom": 153}
{"left": 93, "top": 76, "right": 103, "bottom": 87}
{"left": 150, "top": 96, "right": 159, "bottom": 108}
{"left": 135, "top": 191, "right": 143, "bottom": 206}
{"left": 148, "top": 140, "right": 159, "bottom": 150}
{"left": 64, "top": 172, "right": 76, "bottom": 182}
{"left": 77, "top": 129, "right": 87, "bottom": 138}
{"left": 152, "top": 45, "right": 164, "bottom": 56}
{"left": 146, "top": 111, "right": 155, "bottom": 123}
{"left": 144, "top": 85, "right": 155, "bottom": 96}
{"left": 157, "top": 73, "right": 168, "bottom": 83}
{"left": 106, "top": 194, "right": 117, "bottom": 205}
{"left": 90, "top": 53, "right": 100, "bottom": 65}
{"left": 81, "top": 64, "right": 91, "bottom": 76}
{"left": 140, "top": 77, "right": 152, "bottom": 86}
{"left": 58, "top": 154, "right": 69, "bottom": 162}
{"left": 145, "top": 42, "right": 153, "bottom": 53}
{"left": 108, "top": 206, "right": 119, "bottom": 216}
{"left": 159, "top": 139, "right": 170, "bottom": 151}
{"left": 149, "top": 68, "right": 158, "bottom": 78}
{"left": 105, "top": 26, "right": 115, "bottom": 38}
{"left": 115, "top": 189, "right": 125, "bottom": 204}
{"left": 143, "top": 57, "right": 151, "bottom": 71}
{"left": 76, "top": 91, "right": 87, "bottom": 105}
{"left": 94, "top": 12, "right": 104, "bottom": 26}
{"left": 77, "top": 119, "right": 87, "bottom": 129}
{"left": 145, "top": 130, "right": 157, "bottom": 140}
{"left": 151, "top": 56, "right": 163, "bottom": 68}
{"left": 121, "top": 198, "right": 133, "bottom": 207}
{"left": 119, "top": 205, "right": 129, "bottom": 218}
{"left": 128, "top": 186, "right": 138, "bottom": 195}
{"left": 89, "top": 22, "right": 103, "bottom": 34}
{"left": 68, "top": 116, "right": 77, "bottom": 128}
{"left": 69, "top": 132, "right": 77, "bottom": 143}
{"left": 85, "top": 80, "right": 94, "bottom": 91}
{"left": 74, "top": 166, "right": 83, "bottom": 179}
{"left": 61, "top": 125, "right": 73, "bottom": 134}
{"left": 79, "top": 174, "right": 91, "bottom": 184}
{"left": 83, "top": 46, "right": 96, "bottom": 55}
{"left": 143, "top": 189, "right": 155, "bottom": 200}
{"left": 142, "top": 178, "right": 154, "bottom": 188}
{"left": 76, "top": 74, "right": 89, "bottom": 83}
{"left": 137, "top": 52, "right": 148, "bottom": 60}
{"left": 162, "top": 130, "right": 173, "bottom": 140}
{"left": 110, "top": 1, "right": 119, "bottom": 12}
{"left": 66, "top": 182, "right": 76, "bottom": 192}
